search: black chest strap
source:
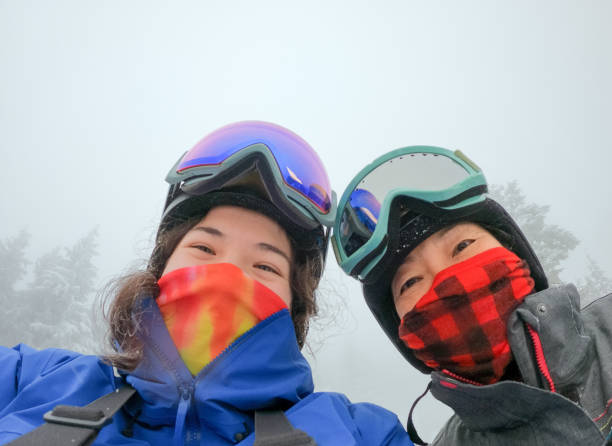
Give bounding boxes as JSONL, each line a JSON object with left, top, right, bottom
{"left": 7, "top": 385, "right": 136, "bottom": 446}
{"left": 8, "top": 387, "right": 316, "bottom": 445}
{"left": 254, "top": 410, "right": 317, "bottom": 446}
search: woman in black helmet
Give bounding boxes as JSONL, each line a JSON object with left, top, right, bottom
{"left": 333, "top": 145, "right": 612, "bottom": 445}
{"left": 0, "top": 122, "right": 413, "bottom": 446}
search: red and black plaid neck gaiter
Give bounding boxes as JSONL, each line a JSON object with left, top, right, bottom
{"left": 399, "top": 247, "right": 534, "bottom": 384}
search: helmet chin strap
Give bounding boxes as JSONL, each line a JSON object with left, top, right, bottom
{"left": 406, "top": 381, "right": 432, "bottom": 445}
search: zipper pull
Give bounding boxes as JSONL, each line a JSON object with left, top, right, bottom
{"left": 174, "top": 385, "right": 193, "bottom": 446}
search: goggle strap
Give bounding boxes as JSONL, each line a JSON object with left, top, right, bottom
{"left": 432, "top": 184, "right": 488, "bottom": 208}
{"left": 349, "top": 234, "right": 388, "bottom": 278}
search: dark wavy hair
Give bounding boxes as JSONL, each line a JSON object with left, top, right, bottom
{"left": 102, "top": 211, "right": 322, "bottom": 371}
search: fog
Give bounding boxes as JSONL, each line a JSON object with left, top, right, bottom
{"left": 1, "top": 0, "right": 611, "bottom": 440}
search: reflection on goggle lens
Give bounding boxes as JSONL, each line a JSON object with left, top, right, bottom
{"left": 175, "top": 122, "right": 332, "bottom": 213}
{"left": 350, "top": 189, "right": 380, "bottom": 231}
{"left": 340, "top": 152, "right": 471, "bottom": 256}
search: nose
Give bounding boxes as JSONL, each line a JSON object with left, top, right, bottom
{"left": 420, "top": 247, "right": 453, "bottom": 289}
{"left": 215, "top": 253, "right": 250, "bottom": 278}
{"left": 425, "top": 257, "right": 452, "bottom": 279}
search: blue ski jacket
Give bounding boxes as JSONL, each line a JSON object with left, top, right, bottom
{"left": 0, "top": 298, "right": 412, "bottom": 445}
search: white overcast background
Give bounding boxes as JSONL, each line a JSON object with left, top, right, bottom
{"left": 1, "top": 0, "right": 611, "bottom": 439}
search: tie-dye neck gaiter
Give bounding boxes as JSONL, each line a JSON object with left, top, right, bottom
{"left": 156, "top": 263, "right": 288, "bottom": 376}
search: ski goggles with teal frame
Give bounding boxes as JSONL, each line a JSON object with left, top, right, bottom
{"left": 332, "top": 145, "right": 487, "bottom": 280}
{"left": 164, "top": 121, "right": 337, "bottom": 231}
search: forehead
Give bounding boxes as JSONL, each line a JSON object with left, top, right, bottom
{"left": 198, "top": 206, "right": 286, "bottom": 233}
{"left": 435, "top": 222, "right": 489, "bottom": 239}
{"left": 191, "top": 205, "right": 291, "bottom": 253}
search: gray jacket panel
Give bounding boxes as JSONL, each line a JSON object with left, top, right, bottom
{"left": 429, "top": 285, "right": 612, "bottom": 445}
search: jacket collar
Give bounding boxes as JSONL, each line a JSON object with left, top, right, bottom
{"left": 124, "top": 298, "right": 313, "bottom": 438}
{"left": 507, "top": 284, "right": 593, "bottom": 391}
{"left": 430, "top": 372, "right": 567, "bottom": 431}
{"left": 429, "top": 284, "right": 595, "bottom": 430}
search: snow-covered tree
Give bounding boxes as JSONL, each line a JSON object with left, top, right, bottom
{"left": 577, "top": 257, "right": 612, "bottom": 305}
{"left": 489, "top": 181, "right": 611, "bottom": 302}
{"left": 489, "top": 181, "right": 579, "bottom": 285}
{"left": 0, "top": 230, "right": 30, "bottom": 343}
{"left": 0, "top": 230, "right": 29, "bottom": 295}
{"left": 0, "top": 229, "right": 99, "bottom": 353}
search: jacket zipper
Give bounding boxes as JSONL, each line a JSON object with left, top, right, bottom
{"left": 183, "top": 311, "right": 287, "bottom": 442}
{"left": 526, "top": 323, "right": 556, "bottom": 393}
{"left": 442, "top": 323, "right": 557, "bottom": 393}
{"left": 196, "top": 310, "right": 286, "bottom": 379}
{"left": 441, "top": 369, "right": 483, "bottom": 386}
{"left": 143, "top": 306, "right": 287, "bottom": 444}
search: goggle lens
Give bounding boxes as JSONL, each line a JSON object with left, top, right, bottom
{"left": 339, "top": 152, "right": 472, "bottom": 256}
{"left": 176, "top": 121, "right": 332, "bottom": 213}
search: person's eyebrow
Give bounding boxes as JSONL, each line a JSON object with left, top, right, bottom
{"left": 436, "top": 223, "right": 460, "bottom": 239}
{"left": 257, "top": 242, "right": 291, "bottom": 265}
{"left": 192, "top": 226, "right": 224, "bottom": 237}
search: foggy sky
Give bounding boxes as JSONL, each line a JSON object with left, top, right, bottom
{"left": 1, "top": 0, "right": 611, "bottom": 439}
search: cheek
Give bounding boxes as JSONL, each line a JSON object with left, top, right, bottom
{"left": 395, "top": 295, "right": 418, "bottom": 319}
{"left": 161, "top": 252, "right": 181, "bottom": 277}
{"left": 162, "top": 249, "right": 204, "bottom": 276}
{"left": 270, "top": 282, "right": 292, "bottom": 308}
{"left": 394, "top": 280, "right": 433, "bottom": 318}
{"left": 484, "top": 237, "right": 503, "bottom": 250}
{"left": 248, "top": 272, "right": 292, "bottom": 309}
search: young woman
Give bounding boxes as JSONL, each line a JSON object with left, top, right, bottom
{"left": 0, "top": 121, "right": 413, "bottom": 446}
{"left": 332, "top": 146, "right": 612, "bottom": 445}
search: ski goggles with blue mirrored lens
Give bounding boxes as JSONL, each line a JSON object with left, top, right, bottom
{"left": 164, "top": 121, "right": 337, "bottom": 231}
{"left": 332, "top": 146, "right": 487, "bottom": 280}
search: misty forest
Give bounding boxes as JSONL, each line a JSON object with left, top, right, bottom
{"left": 1, "top": 181, "right": 611, "bottom": 353}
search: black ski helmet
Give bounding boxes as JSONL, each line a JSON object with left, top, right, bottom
{"left": 151, "top": 121, "right": 337, "bottom": 280}
{"left": 362, "top": 198, "right": 549, "bottom": 372}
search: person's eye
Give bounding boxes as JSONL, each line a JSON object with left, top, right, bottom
{"left": 192, "top": 244, "right": 215, "bottom": 255}
{"left": 400, "top": 277, "right": 421, "bottom": 295}
{"left": 452, "top": 239, "right": 474, "bottom": 257}
{"left": 255, "top": 264, "right": 281, "bottom": 276}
